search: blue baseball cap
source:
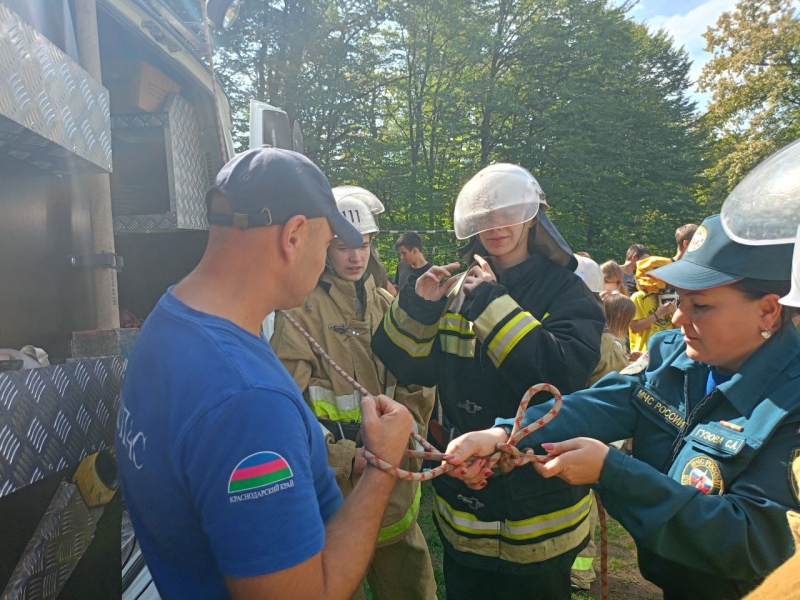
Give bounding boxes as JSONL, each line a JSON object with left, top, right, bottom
{"left": 651, "top": 214, "right": 793, "bottom": 290}
{"left": 206, "top": 147, "right": 362, "bottom": 248}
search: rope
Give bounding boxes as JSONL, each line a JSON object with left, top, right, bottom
{"left": 279, "top": 309, "right": 561, "bottom": 481}
{"left": 281, "top": 308, "right": 609, "bottom": 598}
{"left": 596, "top": 493, "right": 609, "bottom": 600}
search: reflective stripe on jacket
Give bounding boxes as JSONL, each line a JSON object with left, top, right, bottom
{"left": 271, "top": 271, "right": 435, "bottom": 543}
{"left": 372, "top": 252, "right": 605, "bottom": 572}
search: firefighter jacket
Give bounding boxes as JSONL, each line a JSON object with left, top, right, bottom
{"left": 507, "top": 327, "right": 800, "bottom": 598}
{"left": 371, "top": 252, "right": 605, "bottom": 573}
{"left": 271, "top": 271, "right": 435, "bottom": 545}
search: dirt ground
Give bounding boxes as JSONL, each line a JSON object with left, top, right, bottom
{"left": 575, "top": 515, "right": 661, "bottom": 600}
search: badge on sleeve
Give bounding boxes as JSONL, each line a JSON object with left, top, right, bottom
{"left": 681, "top": 456, "right": 724, "bottom": 495}
{"left": 228, "top": 451, "right": 295, "bottom": 503}
{"left": 621, "top": 353, "right": 648, "bottom": 375}
{"left": 790, "top": 449, "right": 800, "bottom": 505}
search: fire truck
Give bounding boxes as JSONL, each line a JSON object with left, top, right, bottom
{"left": 0, "top": 1, "right": 298, "bottom": 597}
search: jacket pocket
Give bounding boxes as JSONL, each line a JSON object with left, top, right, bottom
{"left": 684, "top": 422, "right": 747, "bottom": 459}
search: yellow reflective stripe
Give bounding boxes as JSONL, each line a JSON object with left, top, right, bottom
{"left": 307, "top": 386, "right": 362, "bottom": 422}
{"left": 389, "top": 297, "right": 440, "bottom": 340}
{"left": 572, "top": 556, "right": 594, "bottom": 570}
{"left": 434, "top": 492, "right": 591, "bottom": 541}
{"left": 439, "top": 333, "right": 476, "bottom": 358}
{"left": 383, "top": 308, "right": 435, "bottom": 358}
{"left": 472, "top": 295, "right": 519, "bottom": 339}
{"left": 440, "top": 313, "right": 474, "bottom": 336}
{"left": 542, "top": 312, "right": 550, "bottom": 320}
{"left": 309, "top": 403, "right": 361, "bottom": 422}
{"left": 378, "top": 484, "right": 421, "bottom": 542}
{"left": 486, "top": 312, "right": 540, "bottom": 367}
{"left": 434, "top": 506, "right": 590, "bottom": 564}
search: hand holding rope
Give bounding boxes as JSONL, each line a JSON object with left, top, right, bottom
{"left": 280, "top": 310, "right": 562, "bottom": 481}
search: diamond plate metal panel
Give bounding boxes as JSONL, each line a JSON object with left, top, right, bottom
{"left": 0, "top": 3, "right": 112, "bottom": 174}
{"left": 111, "top": 113, "right": 169, "bottom": 130}
{"left": 112, "top": 212, "right": 178, "bottom": 232}
{"left": 1, "top": 481, "right": 97, "bottom": 600}
{"left": 165, "top": 94, "right": 208, "bottom": 230}
{"left": 111, "top": 95, "right": 209, "bottom": 232}
{"left": 0, "top": 357, "right": 125, "bottom": 499}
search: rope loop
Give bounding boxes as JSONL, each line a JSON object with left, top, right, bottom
{"left": 280, "top": 310, "right": 562, "bottom": 482}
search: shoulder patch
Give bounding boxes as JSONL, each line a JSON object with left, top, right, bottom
{"left": 790, "top": 449, "right": 800, "bottom": 506}
{"left": 228, "top": 452, "right": 295, "bottom": 501}
{"left": 681, "top": 455, "right": 724, "bottom": 495}
{"left": 621, "top": 353, "right": 648, "bottom": 375}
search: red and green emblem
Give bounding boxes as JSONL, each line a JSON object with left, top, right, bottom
{"left": 228, "top": 451, "right": 293, "bottom": 493}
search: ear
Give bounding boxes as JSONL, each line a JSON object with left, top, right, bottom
{"left": 757, "top": 294, "right": 783, "bottom": 332}
{"left": 279, "top": 215, "right": 309, "bottom": 263}
{"left": 530, "top": 217, "right": 538, "bottom": 227}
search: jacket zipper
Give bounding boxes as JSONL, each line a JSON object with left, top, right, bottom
{"left": 663, "top": 371, "right": 715, "bottom": 472}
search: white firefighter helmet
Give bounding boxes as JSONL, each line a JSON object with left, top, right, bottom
{"left": 721, "top": 138, "right": 800, "bottom": 245}
{"left": 453, "top": 164, "right": 548, "bottom": 240}
{"left": 333, "top": 185, "right": 385, "bottom": 215}
{"left": 574, "top": 255, "right": 604, "bottom": 294}
{"left": 335, "top": 196, "right": 379, "bottom": 236}
{"left": 780, "top": 224, "right": 800, "bottom": 308}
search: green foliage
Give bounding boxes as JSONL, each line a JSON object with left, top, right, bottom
{"left": 177, "top": 0, "right": 710, "bottom": 263}
{"left": 699, "top": 0, "right": 800, "bottom": 210}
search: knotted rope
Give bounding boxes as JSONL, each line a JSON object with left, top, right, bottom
{"left": 281, "top": 308, "right": 609, "bottom": 600}
{"left": 280, "top": 310, "right": 562, "bottom": 481}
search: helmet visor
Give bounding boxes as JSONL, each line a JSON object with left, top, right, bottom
{"left": 453, "top": 164, "right": 545, "bottom": 239}
{"left": 721, "top": 138, "right": 800, "bottom": 245}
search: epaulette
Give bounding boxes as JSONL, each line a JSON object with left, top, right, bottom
{"left": 621, "top": 352, "right": 648, "bottom": 375}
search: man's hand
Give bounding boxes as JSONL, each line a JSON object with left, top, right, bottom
{"left": 360, "top": 394, "right": 413, "bottom": 468}
{"left": 444, "top": 427, "right": 509, "bottom": 490}
{"left": 532, "top": 438, "right": 609, "bottom": 485}
{"left": 415, "top": 262, "right": 461, "bottom": 301}
{"left": 462, "top": 255, "right": 496, "bottom": 295}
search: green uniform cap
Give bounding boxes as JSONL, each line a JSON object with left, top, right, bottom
{"left": 651, "top": 214, "right": 793, "bottom": 290}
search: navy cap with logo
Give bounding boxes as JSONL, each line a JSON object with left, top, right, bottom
{"left": 206, "top": 147, "right": 363, "bottom": 248}
{"left": 651, "top": 214, "right": 793, "bottom": 290}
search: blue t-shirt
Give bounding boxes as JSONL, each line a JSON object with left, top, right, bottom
{"left": 116, "top": 290, "right": 342, "bottom": 599}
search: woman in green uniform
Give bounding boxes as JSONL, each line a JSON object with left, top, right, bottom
{"left": 446, "top": 214, "right": 800, "bottom": 600}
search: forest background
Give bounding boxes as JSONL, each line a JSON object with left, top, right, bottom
{"left": 169, "top": 0, "right": 799, "bottom": 272}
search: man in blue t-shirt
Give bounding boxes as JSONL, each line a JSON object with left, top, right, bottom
{"left": 116, "top": 148, "right": 415, "bottom": 600}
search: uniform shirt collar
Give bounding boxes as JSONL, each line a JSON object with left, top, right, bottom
{"left": 318, "top": 271, "right": 373, "bottom": 317}
{"left": 671, "top": 327, "right": 800, "bottom": 415}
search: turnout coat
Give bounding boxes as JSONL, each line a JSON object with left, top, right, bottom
{"left": 272, "top": 272, "right": 435, "bottom": 545}
{"left": 372, "top": 252, "right": 605, "bottom": 573}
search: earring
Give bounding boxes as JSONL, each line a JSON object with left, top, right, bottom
{"left": 761, "top": 330, "right": 772, "bottom": 340}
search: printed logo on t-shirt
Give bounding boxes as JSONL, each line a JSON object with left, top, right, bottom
{"left": 228, "top": 452, "right": 294, "bottom": 502}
